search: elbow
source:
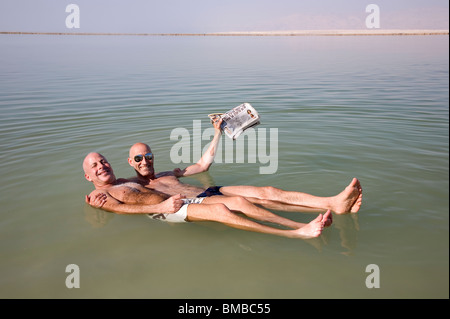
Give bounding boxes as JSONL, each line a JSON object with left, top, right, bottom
{"left": 187, "top": 163, "right": 210, "bottom": 175}
{"left": 198, "top": 162, "right": 211, "bottom": 173}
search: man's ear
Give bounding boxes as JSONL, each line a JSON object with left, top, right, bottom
{"left": 85, "top": 173, "right": 93, "bottom": 182}
{"left": 127, "top": 157, "right": 133, "bottom": 166}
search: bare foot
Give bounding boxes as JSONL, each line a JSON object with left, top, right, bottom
{"left": 323, "top": 209, "right": 333, "bottom": 227}
{"left": 331, "top": 178, "right": 363, "bottom": 214}
{"left": 290, "top": 214, "right": 324, "bottom": 239}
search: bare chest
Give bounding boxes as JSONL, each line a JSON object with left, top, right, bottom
{"left": 107, "top": 182, "right": 167, "bottom": 204}
{"left": 107, "top": 184, "right": 141, "bottom": 202}
{"left": 147, "top": 176, "right": 204, "bottom": 197}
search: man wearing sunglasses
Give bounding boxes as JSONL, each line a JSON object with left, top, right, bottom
{"left": 124, "top": 118, "right": 362, "bottom": 216}
{"left": 83, "top": 152, "right": 331, "bottom": 239}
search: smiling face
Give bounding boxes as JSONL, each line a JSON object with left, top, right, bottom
{"left": 128, "top": 143, "right": 155, "bottom": 178}
{"left": 83, "top": 152, "right": 117, "bottom": 188}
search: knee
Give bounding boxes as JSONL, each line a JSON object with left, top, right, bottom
{"left": 230, "top": 196, "right": 251, "bottom": 206}
{"left": 262, "top": 186, "right": 279, "bottom": 197}
{"left": 212, "top": 203, "right": 230, "bottom": 214}
{"left": 210, "top": 203, "right": 235, "bottom": 222}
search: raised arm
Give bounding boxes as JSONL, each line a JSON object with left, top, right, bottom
{"left": 173, "top": 118, "right": 222, "bottom": 177}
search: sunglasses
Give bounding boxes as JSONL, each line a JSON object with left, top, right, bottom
{"left": 134, "top": 152, "right": 153, "bottom": 162}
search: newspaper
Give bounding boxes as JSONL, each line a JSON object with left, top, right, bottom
{"left": 208, "top": 103, "right": 261, "bottom": 140}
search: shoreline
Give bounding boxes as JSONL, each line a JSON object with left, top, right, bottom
{"left": 1, "top": 29, "right": 448, "bottom": 37}
{"left": 215, "top": 29, "right": 449, "bottom": 36}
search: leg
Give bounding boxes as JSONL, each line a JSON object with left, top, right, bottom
{"left": 220, "top": 178, "right": 363, "bottom": 214}
{"left": 185, "top": 203, "right": 325, "bottom": 239}
{"left": 237, "top": 197, "right": 323, "bottom": 213}
{"left": 202, "top": 195, "right": 332, "bottom": 229}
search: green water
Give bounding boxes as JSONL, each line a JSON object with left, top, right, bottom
{"left": 0, "top": 35, "right": 448, "bottom": 299}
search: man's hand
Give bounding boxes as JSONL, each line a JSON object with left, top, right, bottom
{"left": 85, "top": 193, "right": 107, "bottom": 208}
{"left": 158, "top": 194, "right": 185, "bottom": 213}
{"left": 212, "top": 117, "right": 223, "bottom": 131}
{"left": 173, "top": 168, "right": 187, "bottom": 177}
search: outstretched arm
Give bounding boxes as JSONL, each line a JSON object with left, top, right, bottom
{"left": 173, "top": 118, "right": 222, "bottom": 177}
{"left": 86, "top": 190, "right": 185, "bottom": 215}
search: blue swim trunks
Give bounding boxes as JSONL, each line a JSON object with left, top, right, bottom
{"left": 197, "top": 186, "right": 224, "bottom": 197}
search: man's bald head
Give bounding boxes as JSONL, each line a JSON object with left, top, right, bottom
{"left": 128, "top": 143, "right": 155, "bottom": 178}
{"left": 129, "top": 143, "right": 151, "bottom": 158}
{"left": 83, "top": 152, "right": 105, "bottom": 173}
{"left": 83, "top": 152, "right": 116, "bottom": 187}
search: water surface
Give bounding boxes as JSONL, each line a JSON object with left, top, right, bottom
{"left": 0, "top": 34, "right": 448, "bottom": 299}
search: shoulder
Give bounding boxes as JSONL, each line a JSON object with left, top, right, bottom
{"left": 155, "top": 170, "right": 176, "bottom": 178}
{"left": 118, "top": 177, "right": 147, "bottom": 188}
{"left": 88, "top": 188, "right": 110, "bottom": 198}
{"left": 117, "top": 177, "right": 133, "bottom": 184}
{"left": 88, "top": 187, "right": 122, "bottom": 205}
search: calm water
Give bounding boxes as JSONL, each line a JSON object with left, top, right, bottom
{"left": 0, "top": 34, "right": 448, "bottom": 299}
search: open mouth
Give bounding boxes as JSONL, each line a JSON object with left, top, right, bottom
{"left": 97, "top": 168, "right": 110, "bottom": 176}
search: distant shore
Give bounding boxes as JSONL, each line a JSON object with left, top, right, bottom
{"left": 216, "top": 29, "right": 449, "bottom": 36}
{"left": 1, "top": 29, "right": 448, "bottom": 36}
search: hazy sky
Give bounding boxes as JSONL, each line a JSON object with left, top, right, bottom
{"left": 0, "top": 0, "right": 448, "bottom": 33}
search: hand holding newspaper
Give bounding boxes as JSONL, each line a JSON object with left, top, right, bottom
{"left": 208, "top": 103, "right": 261, "bottom": 140}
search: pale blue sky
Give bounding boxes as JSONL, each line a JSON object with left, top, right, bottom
{"left": 0, "top": 0, "right": 448, "bottom": 33}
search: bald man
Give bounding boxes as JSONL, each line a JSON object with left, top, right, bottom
{"left": 126, "top": 139, "right": 362, "bottom": 215}
{"left": 83, "top": 152, "right": 331, "bottom": 239}
{"left": 122, "top": 117, "right": 362, "bottom": 215}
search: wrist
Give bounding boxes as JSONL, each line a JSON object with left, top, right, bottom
{"left": 147, "top": 203, "right": 162, "bottom": 214}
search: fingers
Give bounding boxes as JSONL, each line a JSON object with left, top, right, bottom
{"left": 212, "top": 117, "right": 223, "bottom": 129}
{"left": 88, "top": 193, "right": 107, "bottom": 208}
{"left": 98, "top": 195, "right": 107, "bottom": 208}
{"left": 95, "top": 193, "right": 107, "bottom": 201}
{"left": 216, "top": 118, "right": 223, "bottom": 128}
{"left": 173, "top": 168, "right": 186, "bottom": 177}
{"left": 173, "top": 195, "right": 185, "bottom": 210}
{"left": 164, "top": 194, "right": 184, "bottom": 213}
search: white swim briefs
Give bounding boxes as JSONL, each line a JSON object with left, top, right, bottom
{"left": 147, "top": 197, "right": 205, "bottom": 223}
